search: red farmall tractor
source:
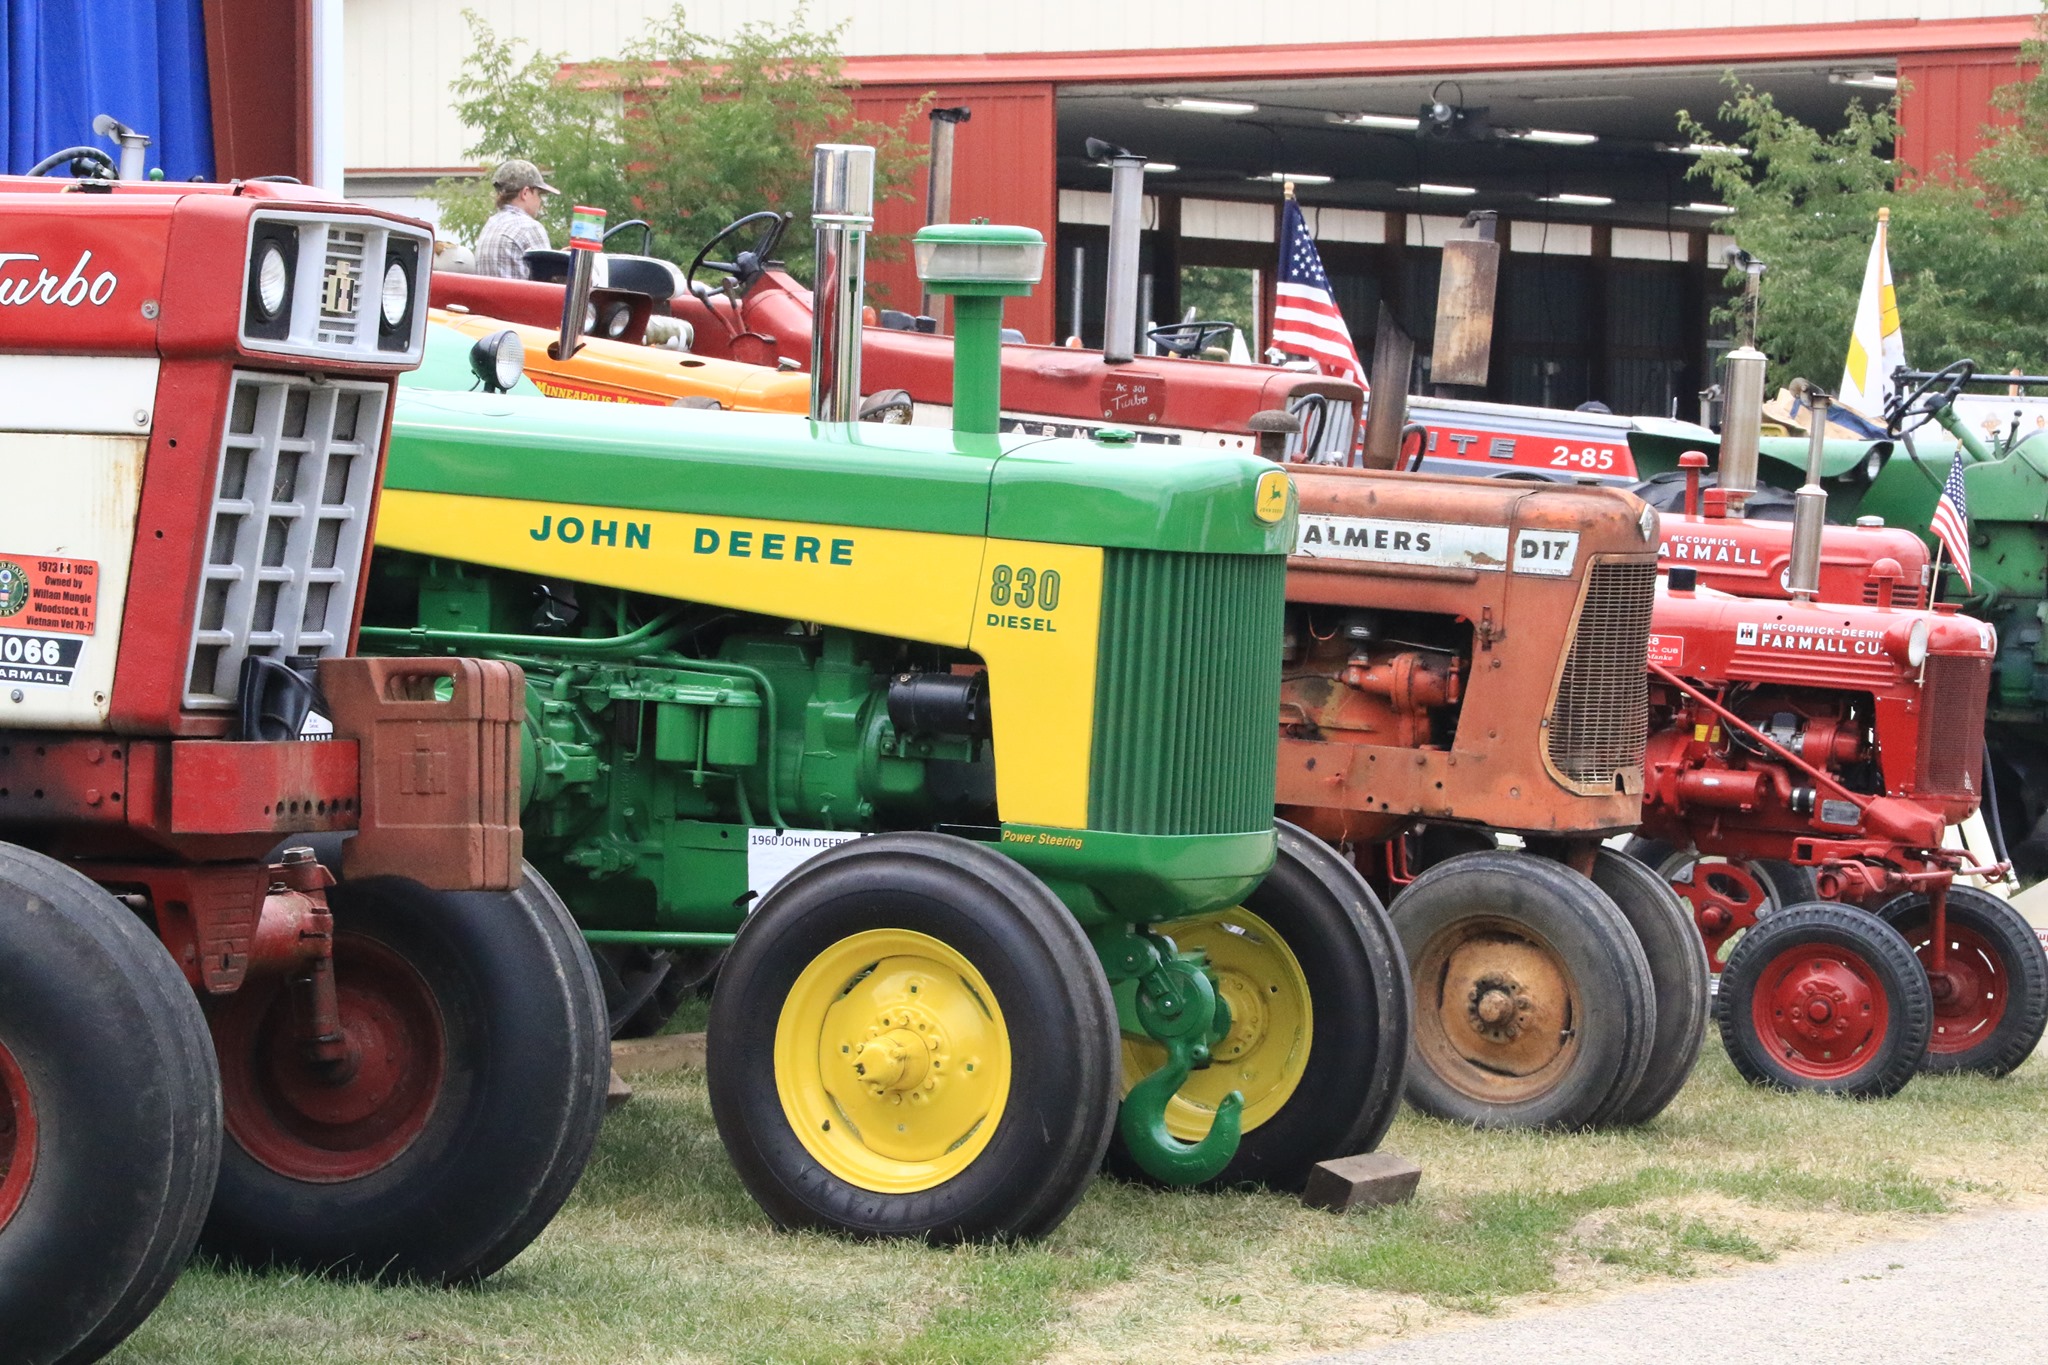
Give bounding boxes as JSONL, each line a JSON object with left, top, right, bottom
{"left": 1627, "top": 399, "right": 2046, "bottom": 1097}
{"left": 0, "top": 173, "right": 608, "bottom": 1362}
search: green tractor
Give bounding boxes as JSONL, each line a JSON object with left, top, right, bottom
{"left": 362, "top": 150, "right": 1410, "bottom": 1240}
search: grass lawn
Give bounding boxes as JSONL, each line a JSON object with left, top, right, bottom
{"left": 115, "top": 1013, "right": 2048, "bottom": 1365}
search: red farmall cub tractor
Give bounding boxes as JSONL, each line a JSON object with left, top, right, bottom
{"left": 1631, "top": 412, "right": 2046, "bottom": 1098}
{"left": 0, "top": 174, "right": 607, "bottom": 1362}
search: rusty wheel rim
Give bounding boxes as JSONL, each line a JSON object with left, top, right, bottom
{"left": 1412, "top": 916, "right": 1581, "bottom": 1104}
{"left": 212, "top": 934, "right": 447, "bottom": 1183}
{"left": 1751, "top": 942, "right": 1890, "bottom": 1080}
{"left": 1895, "top": 919, "right": 2009, "bottom": 1056}
{"left": 0, "top": 1038, "right": 35, "bottom": 1232}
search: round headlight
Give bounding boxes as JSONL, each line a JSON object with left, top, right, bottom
{"left": 584, "top": 303, "right": 598, "bottom": 333}
{"left": 1863, "top": 447, "right": 1884, "bottom": 481}
{"left": 603, "top": 304, "right": 632, "bottom": 339}
{"left": 381, "top": 260, "right": 410, "bottom": 327}
{"left": 469, "top": 330, "right": 525, "bottom": 394}
{"left": 256, "top": 243, "right": 289, "bottom": 319}
{"left": 1907, "top": 617, "right": 1930, "bottom": 668}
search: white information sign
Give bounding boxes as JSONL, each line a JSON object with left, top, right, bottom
{"left": 1294, "top": 514, "right": 1579, "bottom": 576}
{"left": 746, "top": 828, "right": 864, "bottom": 904}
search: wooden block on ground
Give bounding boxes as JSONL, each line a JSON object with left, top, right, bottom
{"left": 610, "top": 1031, "right": 707, "bottom": 1073}
{"left": 1301, "top": 1151, "right": 1422, "bottom": 1213}
{"left": 606, "top": 1068, "right": 635, "bottom": 1113}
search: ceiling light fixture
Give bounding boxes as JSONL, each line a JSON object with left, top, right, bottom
{"left": 1677, "top": 201, "right": 1734, "bottom": 215}
{"left": 1660, "top": 141, "right": 1750, "bottom": 157}
{"left": 1506, "top": 128, "right": 1599, "bottom": 146}
{"left": 1830, "top": 71, "right": 1899, "bottom": 91}
{"left": 1401, "top": 183, "right": 1478, "bottom": 196}
{"left": 1251, "top": 171, "right": 1333, "bottom": 185}
{"left": 1147, "top": 95, "right": 1259, "bottom": 116}
{"left": 1141, "top": 162, "right": 1178, "bottom": 173}
{"left": 1328, "top": 111, "right": 1421, "bottom": 131}
{"left": 1535, "top": 192, "right": 1614, "bottom": 206}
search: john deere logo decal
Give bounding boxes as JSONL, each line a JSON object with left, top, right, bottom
{"left": 1254, "top": 469, "right": 1291, "bottom": 524}
{"left": 0, "top": 560, "right": 26, "bottom": 618}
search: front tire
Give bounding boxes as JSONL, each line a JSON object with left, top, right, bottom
{"left": 1588, "top": 848, "right": 1710, "bottom": 1126}
{"left": 0, "top": 843, "right": 221, "bottom": 1365}
{"left": 1624, "top": 838, "right": 1816, "bottom": 971}
{"left": 1876, "top": 887, "right": 2048, "bottom": 1076}
{"left": 1392, "top": 851, "right": 1656, "bottom": 1130}
{"left": 707, "top": 833, "right": 1118, "bottom": 1242}
{"left": 1716, "top": 902, "right": 1931, "bottom": 1098}
{"left": 202, "top": 857, "right": 609, "bottom": 1283}
{"left": 1108, "top": 823, "right": 1412, "bottom": 1190}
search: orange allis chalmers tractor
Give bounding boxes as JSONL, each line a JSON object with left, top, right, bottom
{"left": 1277, "top": 461, "right": 1708, "bottom": 1131}
{"left": 1625, "top": 413, "right": 2047, "bottom": 1098}
{"left": 0, "top": 173, "right": 607, "bottom": 1362}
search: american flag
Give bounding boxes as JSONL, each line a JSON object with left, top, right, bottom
{"left": 1273, "top": 199, "right": 1363, "bottom": 386}
{"left": 1931, "top": 457, "right": 1973, "bottom": 591}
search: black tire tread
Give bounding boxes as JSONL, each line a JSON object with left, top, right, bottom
{"left": 1590, "top": 848, "right": 1711, "bottom": 1127}
{"left": 1876, "top": 886, "right": 2048, "bottom": 1077}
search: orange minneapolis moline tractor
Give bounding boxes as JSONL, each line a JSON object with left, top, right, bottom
{"left": 0, "top": 168, "right": 607, "bottom": 1363}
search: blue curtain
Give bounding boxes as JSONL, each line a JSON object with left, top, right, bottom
{"left": 2, "top": 0, "right": 214, "bottom": 179}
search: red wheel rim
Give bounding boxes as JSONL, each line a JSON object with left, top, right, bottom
{"left": 212, "top": 934, "right": 447, "bottom": 1183}
{"left": 1669, "top": 859, "right": 1770, "bottom": 972}
{"left": 1751, "top": 942, "right": 1891, "bottom": 1080}
{"left": 0, "top": 1039, "right": 35, "bottom": 1232}
{"left": 1897, "top": 918, "right": 2009, "bottom": 1056}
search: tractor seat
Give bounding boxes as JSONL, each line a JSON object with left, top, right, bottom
{"left": 523, "top": 248, "right": 571, "bottom": 284}
{"left": 518, "top": 250, "right": 683, "bottom": 305}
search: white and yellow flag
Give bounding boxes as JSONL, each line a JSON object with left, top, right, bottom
{"left": 1838, "top": 206, "right": 1905, "bottom": 421}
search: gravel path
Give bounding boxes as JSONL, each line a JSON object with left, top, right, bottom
{"left": 1307, "top": 1203, "right": 2048, "bottom": 1364}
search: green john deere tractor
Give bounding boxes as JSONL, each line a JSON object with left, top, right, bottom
{"left": 363, "top": 173, "right": 1410, "bottom": 1241}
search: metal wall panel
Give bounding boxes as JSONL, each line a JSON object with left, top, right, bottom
{"left": 1899, "top": 50, "right": 2029, "bottom": 174}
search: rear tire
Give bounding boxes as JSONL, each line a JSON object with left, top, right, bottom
{"left": 0, "top": 842, "right": 221, "bottom": 1365}
{"left": 708, "top": 832, "right": 1118, "bottom": 1242}
{"left": 203, "top": 855, "right": 609, "bottom": 1283}
{"left": 1876, "top": 887, "right": 2048, "bottom": 1076}
{"left": 1716, "top": 902, "right": 1931, "bottom": 1098}
{"left": 596, "top": 945, "right": 722, "bottom": 1039}
{"left": 1392, "top": 851, "right": 1656, "bottom": 1130}
{"left": 1624, "top": 838, "right": 1816, "bottom": 971}
{"left": 1589, "top": 848, "right": 1710, "bottom": 1126}
{"left": 1108, "top": 823, "right": 1411, "bottom": 1190}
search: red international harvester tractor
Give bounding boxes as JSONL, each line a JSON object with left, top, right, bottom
{"left": 1631, "top": 444, "right": 2047, "bottom": 1097}
{"left": 0, "top": 174, "right": 608, "bottom": 1363}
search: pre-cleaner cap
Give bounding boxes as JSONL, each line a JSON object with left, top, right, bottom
{"left": 812, "top": 144, "right": 875, "bottom": 223}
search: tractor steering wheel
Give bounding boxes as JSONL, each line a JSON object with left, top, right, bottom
{"left": 1885, "top": 358, "right": 1975, "bottom": 437}
{"left": 1147, "top": 320, "right": 1236, "bottom": 358}
{"left": 687, "top": 211, "right": 790, "bottom": 305}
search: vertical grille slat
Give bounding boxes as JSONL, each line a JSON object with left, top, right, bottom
{"left": 1547, "top": 558, "right": 1656, "bottom": 791}
{"left": 1916, "top": 654, "right": 1990, "bottom": 799}
{"left": 316, "top": 227, "right": 368, "bottom": 348}
{"left": 1088, "top": 550, "right": 1285, "bottom": 835}
{"left": 183, "top": 371, "right": 385, "bottom": 708}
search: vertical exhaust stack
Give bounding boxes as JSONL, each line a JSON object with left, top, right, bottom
{"left": 555, "top": 205, "right": 608, "bottom": 362}
{"left": 919, "top": 107, "right": 971, "bottom": 322}
{"left": 1087, "top": 138, "right": 1148, "bottom": 365}
{"left": 810, "top": 144, "right": 876, "bottom": 424}
{"left": 1719, "top": 250, "right": 1769, "bottom": 514}
{"left": 1787, "top": 381, "right": 1831, "bottom": 602}
{"left": 92, "top": 115, "right": 151, "bottom": 181}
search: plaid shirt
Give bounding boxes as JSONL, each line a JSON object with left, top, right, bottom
{"left": 475, "top": 206, "right": 550, "bottom": 279}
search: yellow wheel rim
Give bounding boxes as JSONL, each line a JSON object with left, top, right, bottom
{"left": 774, "top": 928, "right": 1011, "bottom": 1194}
{"left": 1120, "top": 908, "right": 1312, "bottom": 1142}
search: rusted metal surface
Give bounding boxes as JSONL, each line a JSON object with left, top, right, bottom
{"left": 1411, "top": 917, "right": 1580, "bottom": 1103}
{"left": 1277, "top": 468, "right": 1655, "bottom": 842}
{"left": 322, "top": 656, "right": 525, "bottom": 892}
{"left": 1430, "top": 234, "right": 1501, "bottom": 390}
{"left": 1360, "top": 304, "right": 1415, "bottom": 472}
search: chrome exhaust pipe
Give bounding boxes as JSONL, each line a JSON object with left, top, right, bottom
{"left": 810, "top": 144, "right": 875, "bottom": 424}
{"left": 1718, "top": 250, "right": 1769, "bottom": 514}
{"left": 1089, "top": 139, "right": 1147, "bottom": 365}
{"left": 1787, "top": 382, "right": 1830, "bottom": 602}
{"left": 555, "top": 205, "right": 606, "bottom": 362}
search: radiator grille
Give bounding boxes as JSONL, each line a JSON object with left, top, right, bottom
{"left": 1547, "top": 558, "right": 1656, "bottom": 792}
{"left": 1859, "top": 579, "right": 1928, "bottom": 609}
{"left": 1915, "top": 653, "right": 1990, "bottom": 799}
{"left": 315, "top": 228, "right": 368, "bottom": 348}
{"left": 1088, "top": 550, "right": 1285, "bottom": 835}
{"left": 184, "top": 371, "right": 385, "bottom": 708}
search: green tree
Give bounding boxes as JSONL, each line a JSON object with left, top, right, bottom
{"left": 431, "top": 6, "right": 928, "bottom": 284}
{"left": 1682, "top": 21, "right": 2048, "bottom": 394}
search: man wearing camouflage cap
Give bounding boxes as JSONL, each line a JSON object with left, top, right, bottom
{"left": 475, "top": 159, "right": 559, "bottom": 279}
